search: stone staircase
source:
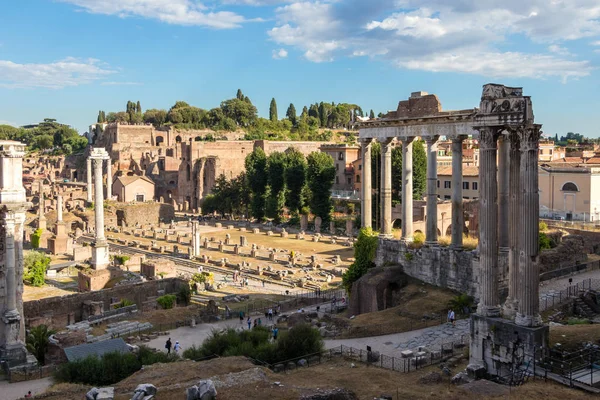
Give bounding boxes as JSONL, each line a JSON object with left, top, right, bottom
{"left": 574, "top": 298, "right": 596, "bottom": 318}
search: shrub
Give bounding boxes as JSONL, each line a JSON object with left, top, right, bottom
{"left": 30, "top": 228, "right": 43, "bottom": 249}
{"left": 157, "top": 294, "right": 176, "bottom": 309}
{"left": 276, "top": 323, "right": 323, "bottom": 361}
{"left": 448, "top": 293, "right": 475, "bottom": 315}
{"left": 24, "top": 251, "right": 51, "bottom": 287}
{"left": 177, "top": 285, "right": 191, "bottom": 306}
{"left": 539, "top": 221, "right": 548, "bottom": 232}
{"left": 342, "top": 227, "right": 378, "bottom": 292}
{"left": 26, "top": 325, "right": 55, "bottom": 365}
{"left": 114, "top": 255, "right": 130, "bottom": 266}
{"left": 113, "top": 299, "right": 134, "bottom": 309}
{"left": 567, "top": 318, "right": 590, "bottom": 325}
{"left": 539, "top": 232, "right": 552, "bottom": 251}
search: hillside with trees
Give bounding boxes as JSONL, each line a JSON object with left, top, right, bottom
{"left": 96, "top": 90, "right": 368, "bottom": 143}
{"left": 0, "top": 119, "right": 87, "bottom": 154}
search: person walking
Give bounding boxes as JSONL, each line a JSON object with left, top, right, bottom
{"left": 165, "top": 338, "right": 172, "bottom": 354}
{"left": 272, "top": 327, "right": 278, "bottom": 341}
{"left": 174, "top": 341, "right": 181, "bottom": 354}
{"left": 449, "top": 309, "right": 456, "bottom": 327}
{"left": 239, "top": 311, "right": 244, "bottom": 324}
{"left": 247, "top": 317, "right": 252, "bottom": 330}
{"left": 268, "top": 308, "right": 273, "bottom": 321}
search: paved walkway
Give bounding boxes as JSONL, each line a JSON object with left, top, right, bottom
{"left": 0, "top": 377, "right": 53, "bottom": 400}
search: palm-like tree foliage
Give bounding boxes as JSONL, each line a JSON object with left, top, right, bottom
{"left": 26, "top": 324, "right": 56, "bottom": 365}
{"left": 448, "top": 294, "right": 475, "bottom": 316}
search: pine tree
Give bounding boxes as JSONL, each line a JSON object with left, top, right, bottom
{"left": 236, "top": 89, "right": 243, "bottom": 100}
{"left": 136, "top": 101, "right": 142, "bottom": 114}
{"left": 369, "top": 109, "right": 375, "bottom": 119}
{"left": 286, "top": 103, "right": 297, "bottom": 125}
{"left": 269, "top": 98, "right": 278, "bottom": 122}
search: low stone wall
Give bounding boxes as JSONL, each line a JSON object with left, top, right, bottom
{"left": 115, "top": 202, "right": 175, "bottom": 227}
{"left": 375, "top": 239, "right": 509, "bottom": 300}
{"left": 24, "top": 278, "right": 186, "bottom": 330}
{"left": 9, "top": 364, "right": 57, "bottom": 383}
{"left": 547, "top": 225, "right": 600, "bottom": 254}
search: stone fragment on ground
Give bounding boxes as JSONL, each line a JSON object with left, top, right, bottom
{"left": 460, "top": 379, "right": 511, "bottom": 397}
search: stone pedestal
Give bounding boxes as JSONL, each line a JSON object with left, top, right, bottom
{"left": 469, "top": 314, "right": 548, "bottom": 378}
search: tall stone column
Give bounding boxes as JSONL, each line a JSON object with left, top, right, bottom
{"left": 401, "top": 137, "right": 414, "bottom": 242}
{"left": 38, "top": 181, "right": 46, "bottom": 231}
{"left": 57, "top": 195, "right": 63, "bottom": 222}
{"left": 93, "top": 158, "right": 105, "bottom": 241}
{"left": 106, "top": 160, "right": 112, "bottom": 201}
{"left": 516, "top": 126, "right": 543, "bottom": 327}
{"left": 425, "top": 136, "right": 439, "bottom": 245}
{"left": 503, "top": 131, "right": 521, "bottom": 319}
{"left": 497, "top": 136, "right": 510, "bottom": 252}
{"left": 476, "top": 128, "right": 500, "bottom": 317}
{"left": 380, "top": 138, "right": 393, "bottom": 237}
{"left": 451, "top": 136, "right": 464, "bottom": 249}
{"left": 86, "top": 157, "right": 93, "bottom": 203}
{"left": 4, "top": 217, "right": 17, "bottom": 316}
{"left": 361, "top": 139, "right": 372, "bottom": 229}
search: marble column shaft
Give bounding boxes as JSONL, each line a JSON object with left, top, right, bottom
{"left": 498, "top": 136, "right": 510, "bottom": 251}
{"left": 93, "top": 158, "right": 106, "bottom": 242}
{"left": 361, "top": 139, "right": 372, "bottom": 229}
{"left": 477, "top": 128, "right": 500, "bottom": 317}
{"left": 425, "top": 136, "right": 439, "bottom": 244}
{"left": 5, "top": 217, "right": 17, "bottom": 313}
{"left": 451, "top": 137, "right": 464, "bottom": 248}
{"left": 401, "top": 137, "right": 414, "bottom": 242}
{"left": 504, "top": 132, "right": 521, "bottom": 318}
{"left": 516, "top": 126, "right": 542, "bottom": 327}
{"left": 106, "top": 160, "right": 112, "bottom": 201}
{"left": 86, "top": 158, "right": 93, "bottom": 203}
{"left": 57, "top": 195, "right": 63, "bottom": 222}
{"left": 380, "top": 138, "right": 393, "bottom": 237}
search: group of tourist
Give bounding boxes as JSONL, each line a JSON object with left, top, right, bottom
{"left": 165, "top": 337, "right": 181, "bottom": 354}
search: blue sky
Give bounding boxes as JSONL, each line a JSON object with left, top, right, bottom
{"left": 0, "top": 0, "right": 599, "bottom": 137}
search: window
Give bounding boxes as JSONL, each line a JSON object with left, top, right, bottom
{"left": 336, "top": 163, "right": 339, "bottom": 171}
{"left": 136, "top": 194, "right": 145, "bottom": 202}
{"left": 338, "top": 152, "right": 344, "bottom": 160}
{"left": 463, "top": 182, "right": 469, "bottom": 190}
{"left": 356, "top": 175, "right": 361, "bottom": 183}
{"left": 561, "top": 182, "right": 579, "bottom": 192}
{"left": 472, "top": 182, "right": 478, "bottom": 191}
{"left": 335, "top": 176, "right": 339, "bottom": 184}
{"left": 358, "top": 165, "right": 362, "bottom": 170}
{"left": 444, "top": 181, "right": 451, "bottom": 189}
{"left": 437, "top": 180, "right": 440, "bottom": 188}
{"left": 444, "top": 195, "right": 451, "bottom": 200}
{"left": 347, "top": 177, "right": 352, "bottom": 185}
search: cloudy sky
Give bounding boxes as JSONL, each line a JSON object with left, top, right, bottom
{"left": 0, "top": 0, "right": 599, "bottom": 135}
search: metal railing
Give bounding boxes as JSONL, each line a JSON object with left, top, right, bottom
{"left": 540, "top": 278, "right": 600, "bottom": 312}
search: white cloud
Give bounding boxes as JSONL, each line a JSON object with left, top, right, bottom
{"left": 0, "top": 57, "right": 115, "bottom": 89}
{"left": 593, "top": 40, "right": 600, "bottom": 46}
{"left": 220, "top": 0, "right": 289, "bottom": 5}
{"left": 60, "top": 0, "right": 249, "bottom": 29}
{"left": 272, "top": 48, "right": 288, "bottom": 59}
{"left": 267, "top": 0, "right": 599, "bottom": 80}
{"left": 101, "top": 81, "right": 143, "bottom": 86}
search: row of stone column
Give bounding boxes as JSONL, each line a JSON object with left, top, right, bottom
{"left": 87, "top": 156, "right": 112, "bottom": 202}
{"left": 360, "top": 136, "right": 466, "bottom": 248}
{"left": 476, "top": 126, "right": 542, "bottom": 327}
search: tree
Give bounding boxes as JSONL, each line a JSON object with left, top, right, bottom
{"left": 221, "top": 98, "right": 257, "bottom": 127}
{"left": 245, "top": 148, "right": 268, "bottom": 220}
{"left": 266, "top": 151, "right": 287, "bottom": 222}
{"left": 97, "top": 110, "right": 104, "bottom": 123}
{"left": 284, "top": 148, "right": 307, "bottom": 216}
{"left": 286, "top": 103, "right": 297, "bottom": 125}
{"left": 342, "top": 227, "right": 378, "bottom": 291}
{"left": 136, "top": 100, "right": 142, "bottom": 114}
{"left": 26, "top": 325, "right": 55, "bottom": 365}
{"left": 369, "top": 109, "right": 375, "bottom": 119}
{"left": 412, "top": 139, "right": 427, "bottom": 200}
{"left": 143, "top": 109, "right": 167, "bottom": 127}
{"left": 24, "top": 251, "right": 50, "bottom": 287}
{"left": 269, "top": 98, "right": 278, "bottom": 122}
{"left": 236, "top": 89, "right": 244, "bottom": 100}
{"left": 306, "top": 151, "right": 335, "bottom": 224}
{"left": 308, "top": 104, "right": 319, "bottom": 120}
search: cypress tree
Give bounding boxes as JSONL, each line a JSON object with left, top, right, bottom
{"left": 97, "top": 111, "right": 103, "bottom": 123}
{"left": 269, "top": 98, "right": 278, "bottom": 122}
{"left": 369, "top": 109, "right": 375, "bottom": 119}
{"left": 136, "top": 101, "right": 142, "bottom": 114}
{"left": 236, "top": 89, "right": 243, "bottom": 100}
{"left": 286, "top": 103, "right": 297, "bottom": 125}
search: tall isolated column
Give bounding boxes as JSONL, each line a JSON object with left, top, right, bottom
{"left": 425, "top": 136, "right": 439, "bottom": 245}
{"left": 401, "top": 137, "right": 414, "bottom": 242}
{"left": 361, "top": 139, "right": 372, "bottom": 229}
{"left": 106, "top": 159, "right": 112, "bottom": 201}
{"left": 93, "top": 158, "right": 105, "bottom": 241}
{"left": 4, "top": 217, "right": 17, "bottom": 316}
{"left": 86, "top": 157, "right": 93, "bottom": 203}
{"left": 38, "top": 181, "right": 46, "bottom": 230}
{"left": 476, "top": 127, "right": 500, "bottom": 317}
{"left": 516, "top": 125, "right": 543, "bottom": 327}
{"left": 503, "top": 131, "right": 521, "bottom": 319}
{"left": 451, "top": 136, "right": 464, "bottom": 249}
{"left": 57, "top": 195, "right": 63, "bottom": 222}
{"left": 380, "top": 138, "right": 393, "bottom": 237}
{"left": 498, "top": 135, "right": 510, "bottom": 252}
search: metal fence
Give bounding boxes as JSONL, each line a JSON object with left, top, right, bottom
{"left": 539, "top": 278, "right": 600, "bottom": 312}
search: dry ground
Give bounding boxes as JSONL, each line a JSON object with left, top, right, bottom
{"left": 550, "top": 324, "right": 600, "bottom": 351}
{"left": 40, "top": 356, "right": 593, "bottom": 400}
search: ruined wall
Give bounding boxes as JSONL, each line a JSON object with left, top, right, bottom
{"left": 254, "top": 140, "right": 328, "bottom": 157}
{"left": 375, "top": 239, "right": 509, "bottom": 300}
{"left": 24, "top": 278, "right": 186, "bottom": 330}
{"left": 114, "top": 202, "right": 175, "bottom": 227}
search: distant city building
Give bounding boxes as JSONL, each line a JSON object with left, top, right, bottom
{"left": 320, "top": 144, "right": 360, "bottom": 191}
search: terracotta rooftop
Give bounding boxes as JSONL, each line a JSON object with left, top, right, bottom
{"left": 115, "top": 175, "right": 154, "bottom": 186}
{"left": 437, "top": 166, "right": 479, "bottom": 177}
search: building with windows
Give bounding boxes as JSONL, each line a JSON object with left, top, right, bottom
{"left": 320, "top": 144, "right": 361, "bottom": 191}
{"left": 113, "top": 175, "right": 155, "bottom": 202}
{"left": 436, "top": 166, "right": 479, "bottom": 200}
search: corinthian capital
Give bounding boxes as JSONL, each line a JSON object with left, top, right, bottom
{"left": 478, "top": 127, "right": 500, "bottom": 149}
{"left": 520, "top": 125, "right": 542, "bottom": 152}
